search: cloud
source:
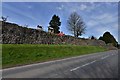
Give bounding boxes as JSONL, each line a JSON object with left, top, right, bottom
{"left": 79, "top": 3, "right": 96, "bottom": 12}
{"left": 3, "top": 4, "right": 37, "bottom": 21}
{"left": 57, "top": 4, "right": 64, "bottom": 10}
{"left": 94, "top": 22, "right": 118, "bottom": 40}
{"left": 87, "top": 20, "right": 98, "bottom": 27}
{"left": 27, "top": 6, "right": 32, "bottom": 9}
{"left": 79, "top": 2, "right": 117, "bottom": 13}
{"left": 80, "top": 4, "right": 87, "bottom": 10}
{"left": 112, "top": 24, "right": 118, "bottom": 30}
{"left": 3, "top": 0, "right": 119, "bottom": 2}
{"left": 105, "top": 2, "right": 118, "bottom": 7}
{"left": 56, "top": 3, "right": 96, "bottom": 14}
{"left": 86, "top": 12, "right": 118, "bottom": 40}
{"left": 90, "top": 13, "right": 118, "bottom": 26}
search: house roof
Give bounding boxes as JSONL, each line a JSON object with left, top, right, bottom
{"left": 37, "top": 25, "right": 42, "bottom": 28}
{"left": 48, "top": 27, "right": 53, "bottom": 30}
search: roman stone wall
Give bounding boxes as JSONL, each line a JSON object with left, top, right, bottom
{"left": 1, "top": 21, "right": 106, "bottom": 47}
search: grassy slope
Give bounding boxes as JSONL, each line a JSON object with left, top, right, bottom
{"left": 2, "top": 44, "right": 107, "bottom": 68}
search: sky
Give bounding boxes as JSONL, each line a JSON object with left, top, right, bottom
{"left": 2, "top": 2, "right": 119, "bottom": 42}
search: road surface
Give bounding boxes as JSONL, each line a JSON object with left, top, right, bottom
{"left": 2, "top": 50, "right": 118, "bottom": 78}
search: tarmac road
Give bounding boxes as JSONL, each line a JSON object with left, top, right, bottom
{"left": 2, "top": 50, "right": 118, "bottom": 78}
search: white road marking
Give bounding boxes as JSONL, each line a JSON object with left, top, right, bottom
{"left": 70, "top": 67, "right": 80, "bottom": 71}
{"left": 101, "top": 55, "right": 110, "bottom": 60}
{"left": 71, "top": 53, "right": 116, "bottom": 71}
{"left": 90, "top": 60, "right": 96, "bottom": 64}
{"left": 2, "top": 50, "right": 117, "bottom": 71}
{"left": 70, "top": 60, "right": 97, "bottom": 71}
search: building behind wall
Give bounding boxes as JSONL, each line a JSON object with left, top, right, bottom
{"left": 37, "top": 25, "right": 43, "bottom": 31}
{"left": 48, "top": 26, "right": 54, "bottom": 33}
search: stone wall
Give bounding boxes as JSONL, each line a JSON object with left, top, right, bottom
{"left": 1, "top": 21, "right": 106, "bottom": 46}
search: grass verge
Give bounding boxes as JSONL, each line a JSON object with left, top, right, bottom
{"left": 2, "top": 44, "right": 107, "bottom": 68}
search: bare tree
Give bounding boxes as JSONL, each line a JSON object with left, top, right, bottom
{"left": 1, "top": 16, "right": 8, "bottom": 22}
{"left": 67, "top": 12, "right": 86, "bottom": 37}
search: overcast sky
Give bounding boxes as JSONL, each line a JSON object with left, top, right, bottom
{"left": 2, "top": 2, "right": 118, "bottom": 42}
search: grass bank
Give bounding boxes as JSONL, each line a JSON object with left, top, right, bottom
{"left": 2, "top": 44, "right": 107, "bottom": 68}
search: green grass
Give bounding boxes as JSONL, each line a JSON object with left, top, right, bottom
{"left": 2, "top": 44, "right": 107, "bottom": 68}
